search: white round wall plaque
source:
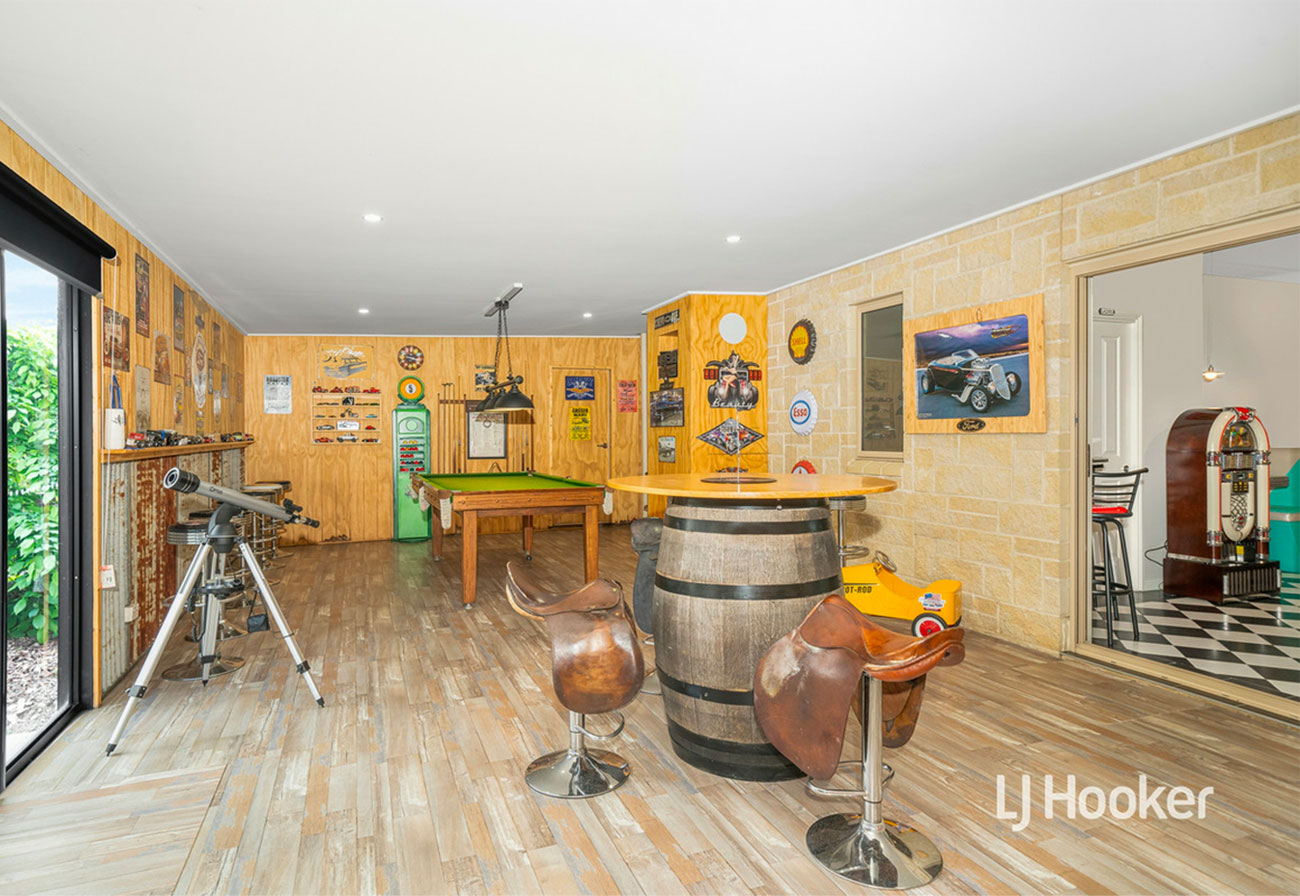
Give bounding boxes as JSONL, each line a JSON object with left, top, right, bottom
{"left": 717, "top": 312, "right": 748, "bottom": 345}
{"left": 789, "top": 390, "right": 818, "bottom": 435}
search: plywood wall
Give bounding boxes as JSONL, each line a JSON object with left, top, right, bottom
{"left": 1, "top": 122, "right": 246, "bottom": 438}
{"left": 3, "top": 117, "right": 250, "bottom": 703}
{"left": 645, "top": 293, "right": 768, "bottom": 515}
{"left": 243, "top": 335, "right": 642, "bottom": 544}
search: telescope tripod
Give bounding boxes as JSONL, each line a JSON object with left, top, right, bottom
{"left": 105, "top": 502, "right": 324, "bottom": 756}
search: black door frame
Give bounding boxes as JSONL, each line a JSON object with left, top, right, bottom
{"left": 0, "top": 264, "right": 94, "bottom": 788}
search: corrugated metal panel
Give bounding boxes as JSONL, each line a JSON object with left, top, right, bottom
{"left": 129, "top": 459, "right": 177, "bottom": 658}
{"left": 100, "top": 463, "right": 133, "bottom": 691}
{"left": 220, "top": 448, "right": 242, "bottom": 489}
{"left": 176, "top": 453, "right": 213, "bottom": 522}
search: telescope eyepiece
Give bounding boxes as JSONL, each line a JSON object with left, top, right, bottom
{"left": 163, "top": 468, "right": 200, "bottom": 494}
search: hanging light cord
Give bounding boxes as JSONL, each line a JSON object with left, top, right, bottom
{"left": 491, "top": 308, "right": 504, "bottom": 384}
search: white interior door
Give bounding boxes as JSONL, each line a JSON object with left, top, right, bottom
{"left": 1089, "top": 313, "right": 1152, "bottom": 588}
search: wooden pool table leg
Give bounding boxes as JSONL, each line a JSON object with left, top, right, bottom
{"left": 431, "top": 502, "right": 444, "bottom": 561}
{"left": 583, "top": 504, "right": 599, "bottom": 582}
{"left": 522, "top": 515, "right": 533, "bottom": 560}
{"left": 462, "top": 510, "right": 478, "bottom": 606}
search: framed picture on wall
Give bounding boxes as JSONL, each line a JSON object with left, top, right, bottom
{"left": 466, "top": 409, "right": 508, "bottom": 459}
{"left": 903, "top": 293, "right": 1046, "bottom": 434}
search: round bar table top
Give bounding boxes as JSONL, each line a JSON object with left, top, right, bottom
{"left": 606, "top": 473, "right": 897, "bottom": 500}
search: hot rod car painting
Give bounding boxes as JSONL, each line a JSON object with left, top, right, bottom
{"left": 919, "top": 348, "right": 1020, "bottom": 413}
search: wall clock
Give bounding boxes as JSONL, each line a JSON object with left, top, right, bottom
{"left": 397, "top": 344, "right": 425, "bottom": 370}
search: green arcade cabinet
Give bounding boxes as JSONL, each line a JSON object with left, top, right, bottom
{"left": 393, "top": 375, "right": 432, "bottom": 541}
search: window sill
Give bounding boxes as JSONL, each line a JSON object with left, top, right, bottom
{"left": 847, "top": 453, "right": 904, "bottom": 476}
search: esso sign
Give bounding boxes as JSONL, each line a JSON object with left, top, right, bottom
{"left": 789, "top": 390, "right": 818, "bottom": 435}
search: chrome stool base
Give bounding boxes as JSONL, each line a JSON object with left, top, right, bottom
{"left": 806, "top": 815, "right": 942, "bottom": 889}
{"left": 525, "top": 747, "right": 631, "bottom": 799}
{"left": 162, "top": 655, "right": 245, "bottom": 681}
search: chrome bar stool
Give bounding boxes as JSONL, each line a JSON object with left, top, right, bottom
{"left": 829, "top": 495, "right": 871, "bottom": 567}
{"left": 162, "top": 520, "right": 245, "bottom": 680}
{"left": 240, "top": 485, "right": 285, "bottom": 580}
{"left": 505, "top": 562, "right": 644, "bottom": 799}
{"left": 250, "top": 481, "right": 292, "bottom": 560}
{"left": 754, "top": 596, "right": 966, "bottom": 890}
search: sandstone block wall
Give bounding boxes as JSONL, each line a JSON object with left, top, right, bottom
{"left": 766, "top": 113, "right": 1300, "bottom": 653}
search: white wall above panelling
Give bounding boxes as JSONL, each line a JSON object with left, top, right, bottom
{"left": 0, "top": 1, "right": 1297, "bottom": 336}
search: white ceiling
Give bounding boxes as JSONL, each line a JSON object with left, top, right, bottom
{"left": 1, "top": 1, "right": 1298, "bottom": 337}
{"left": 1204, "top": 234, "right": 1300, "bottom": 283}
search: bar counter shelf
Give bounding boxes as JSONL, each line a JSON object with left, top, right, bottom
{"left": 102, "top": 440, "right": 255, "bottom": 463}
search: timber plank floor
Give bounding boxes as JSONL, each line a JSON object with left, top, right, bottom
{"left": 2, "top": 526, "right": 1298, "bottom": 895}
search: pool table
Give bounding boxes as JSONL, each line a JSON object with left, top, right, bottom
{"left": 410, "top": 471, "right": 607, "bottom": 606}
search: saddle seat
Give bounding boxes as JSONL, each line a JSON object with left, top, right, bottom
{"left": 799, "top": 594, "right": 965, "bottom": 682}
{"left": 505, "top": 561, "right": 645, "bottom": 799}
{"left": 505, "top": 562, "right": 643, "bottom": 717}
{"left": 755, "top": 594, "right": 964, "bottom": 781}
{"left": 506, "top": 564, "right": 625, "bottom": 616}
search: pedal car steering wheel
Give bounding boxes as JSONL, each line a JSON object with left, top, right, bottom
{"left": 874, "top": 550, "right": 897, "bottom": 573}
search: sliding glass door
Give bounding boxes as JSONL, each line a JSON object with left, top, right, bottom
{"left": 2, "top": 249, "right": 87, "bottom": 783}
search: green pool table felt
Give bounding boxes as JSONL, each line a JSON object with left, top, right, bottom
{"left": 417, "top": 472, "right": 600, "bottom": 491}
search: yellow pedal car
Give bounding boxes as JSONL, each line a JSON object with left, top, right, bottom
{"left": 841, "top": 552, "right": 962, "bottom": 637}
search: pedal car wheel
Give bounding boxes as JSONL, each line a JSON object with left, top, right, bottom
{"left": 912, "top": 613, "right": 947, "bottom": 637}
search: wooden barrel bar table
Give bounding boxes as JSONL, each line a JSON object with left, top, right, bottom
{"left": 607, "top": 473, "right": 896, "bottom": 781}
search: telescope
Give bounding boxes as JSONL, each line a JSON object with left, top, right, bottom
{"left": 163, "top": 468, "right": 320, "bottom": 527}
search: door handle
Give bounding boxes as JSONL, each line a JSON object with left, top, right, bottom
{"left": 597, "top": 442, "right": 609, "bottom": 449}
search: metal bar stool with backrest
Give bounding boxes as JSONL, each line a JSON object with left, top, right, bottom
{"left": 1092, "top": 466, "right": 1148, "bottom": 647}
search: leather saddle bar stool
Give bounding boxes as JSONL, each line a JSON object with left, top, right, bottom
{"left": 505, "top": 562, "right": 645, "bottom": 798}
{"left": 755, "top": 594, "right": 965, "bottom": 889}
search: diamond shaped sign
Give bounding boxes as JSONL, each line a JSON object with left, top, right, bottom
{"left": 696, "top": 418, "right": 764, "bottom": 455}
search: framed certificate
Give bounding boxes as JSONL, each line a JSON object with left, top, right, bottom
{"left": 466, "top": 410, "right": 508, "bottom": 459}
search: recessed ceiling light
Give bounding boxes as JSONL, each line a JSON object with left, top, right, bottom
{"left": 358, "top": 308, "right": 370, "bottom": 314}
{"left": 362, "top": 213, "right": 383, "bottom": 223}
{"left": 582, "top": 312, "right": 593, "bottom": 318}
{"left": 725, "top": 235, "right": 742, "bottom": 244}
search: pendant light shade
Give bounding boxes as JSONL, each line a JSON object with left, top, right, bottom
{"left": 494, "top": 385, "right": 535, "bottom": 413}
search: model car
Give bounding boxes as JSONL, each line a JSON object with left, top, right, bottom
{"left": 920, "top": 348, "right": 1020, "bottom": 413}
{"left": 842, "top": 552, "right": 961, "bottom": 636}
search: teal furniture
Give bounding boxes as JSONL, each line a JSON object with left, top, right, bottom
{"left": 1271, "top": 458, "right": 1300, "bottom": 575}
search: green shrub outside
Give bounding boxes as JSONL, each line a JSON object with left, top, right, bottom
{"left": 6, "top": 326, "right": 59, "bottom": 642}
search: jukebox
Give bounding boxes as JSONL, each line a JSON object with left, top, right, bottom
{"left": 1164, "top": 407, "right": 1281, "bottom": 602}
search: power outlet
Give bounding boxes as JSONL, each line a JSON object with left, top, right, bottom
{"left": 123, "top": 605, "right": 138, "bottom": 624}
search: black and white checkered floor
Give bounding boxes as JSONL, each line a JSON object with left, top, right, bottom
{"left": 1091, "top": 572, "right": 1300, "bottom": 700}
